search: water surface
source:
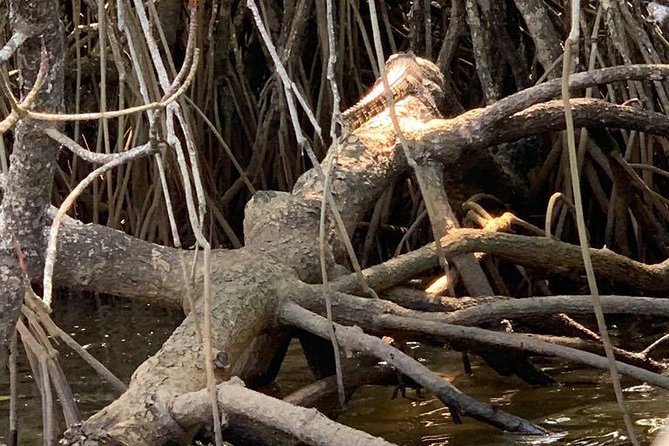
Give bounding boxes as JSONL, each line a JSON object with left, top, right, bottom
{"left": 1, "top": 294, "right": 666, "bottom": 445}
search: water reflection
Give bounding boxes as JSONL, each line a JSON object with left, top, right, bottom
{"left": 0, "top": 293, "right": 183, "bottom": 444}
{"left": 1, "top": 293, "right": 667, "bottom": 445}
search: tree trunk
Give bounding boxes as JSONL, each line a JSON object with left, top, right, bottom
{"left": 0, "top": 0, "right": 65, "bottom": 370}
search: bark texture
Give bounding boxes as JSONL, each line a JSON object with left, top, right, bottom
{"left": 0, "top": 0, "right": 65, "bottom": 370}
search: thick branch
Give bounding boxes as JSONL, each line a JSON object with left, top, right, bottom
{"left": 444, "top": 295, "right": 669, "bottom": 326}
{"left": 52, "top": 220, "right": 188, "bottom": 308}
{"left": 61, "top": 249, "right": 296, "bottom": 445}
{"left": 168, "top": 380, "right": 396, "bottom": 446}
{"left": 331, "top": 229, "right": 669, "bottom": 294}
{"left": 279, "top": 300, "right": 549, "bottom": 435}
{"left": 480, "top": 64, "right": 669, "bottom": 125}
{"left": 380, "top": 315, "right": 669, "bottom": 388}
{"left": 289, "top": 284, "right": 668, "bottom": 375}
{"left": 417, "top": 98, "right": 669, "bottom": 168}
{"left": 52, "top": 62, "right": 669, "bottom": 444}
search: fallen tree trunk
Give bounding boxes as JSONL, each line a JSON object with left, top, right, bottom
{"left": 57, "top": 75, "right": 549, "bottom": 444}
{"left": 53, "top": 63, "right": 669, "bottom": 443}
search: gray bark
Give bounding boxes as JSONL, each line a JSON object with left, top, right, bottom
{"left": 0, "top": 0, "right": 65, "bottom": 370}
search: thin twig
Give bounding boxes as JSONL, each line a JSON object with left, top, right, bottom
{"left": 318, "top": 0, "right": 347, "bottom": 408}
{"left": 42, "top": 143, "right": 157, "bottom": 307}
{"left": 561, "top": 3, "right": 640, "bottom": 443}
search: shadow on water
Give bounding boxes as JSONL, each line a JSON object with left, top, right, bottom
{"left": 1, "top": 292, "right": 667, "bottom": 445}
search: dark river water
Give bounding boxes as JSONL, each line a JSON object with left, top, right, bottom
{"left": 1, "top": 293, "right": 667, "bottom": 445}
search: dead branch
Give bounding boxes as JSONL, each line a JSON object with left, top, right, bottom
{"left": 380, "top": 315, "right": 669, "bottom": 388}
{"left": 416, "top": 99, "right": 669, "bottom": 169}
{"left": 169, "top": 379, "right": 398, "bottom": 446}
{"left": 332, "top": 229, "right": 669, "bottom": 294}
{"left": 527, "top": 334, "right": 665, "bottom": 373}
{"left": 444, "top": 295, "right": 669, "bottom": 326}
{"left": 289, "top": 282, "right": 669, "bottom": 375}
{"left": 478, "top": 64, "right": 669, "bottom": 125}
{"left": 278, "top": 300, "right": 549, "bottom": 435}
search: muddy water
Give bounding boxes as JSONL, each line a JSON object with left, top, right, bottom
{"left": 1, "top": 294, "right": 666, "bottom": 445}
